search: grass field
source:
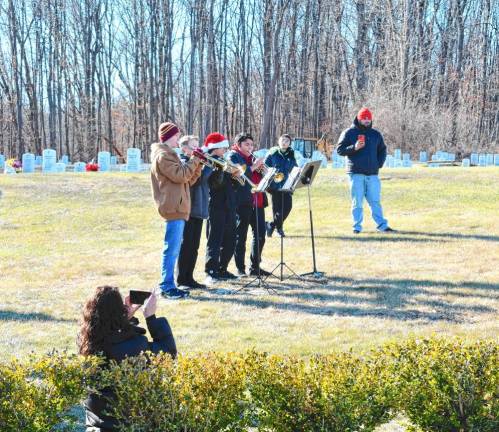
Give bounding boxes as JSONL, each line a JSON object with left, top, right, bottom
{"left": 1, "top": 165, "right": 497, "bottom": 362}
{"left": 1, "top": 166, "right": 498, "bottom": 431}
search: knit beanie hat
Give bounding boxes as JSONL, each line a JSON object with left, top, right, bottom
{"left": 203, "top": 132, "right": 229, "bottom": 152}
{"left": 357, "top": 107, "right": 372, "bottom": 121}
{"left": 158, "top": 122, "right": 180, "bottom": 143}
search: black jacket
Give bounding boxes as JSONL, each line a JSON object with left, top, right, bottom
{"left": 84, "top": 315, "right": 176, "bottom": 431}
{"left": 207, "top": 158, "right": 238, "bottom": 211}
{"left": 337, "top": 117, "right": 387, "bottom": 175}
{"left": 264, "top": 147, "right": 297, "bottom": 191}
{"left": 227, "top": 150, "right": 254, "bottom": 207}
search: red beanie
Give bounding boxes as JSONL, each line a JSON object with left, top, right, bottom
{"left": 357, "top": 107, "right": 372, "bottom": 121}
{"left": 203, "top": 132, "right": 229, "bottom": 152}
{"left": 158, "top": 122, "right": 179, "bottom": 143}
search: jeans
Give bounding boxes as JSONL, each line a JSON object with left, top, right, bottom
{"left": 159, "top": 219, "right": 185, "bottom": 292}
{"left": 349, "top": 174, "right": 388, "bottom": 232}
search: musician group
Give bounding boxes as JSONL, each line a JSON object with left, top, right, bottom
{"left": 150, "top": 122, "right": 297, "bottom": 300}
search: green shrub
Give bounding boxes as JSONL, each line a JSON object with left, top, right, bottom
{"left": 244, "top": 350, "right": 393, "bottom": 431}
{"left": 383, "top": 338, "right": 499, "bottom": 432}
{"left": 0, "top": 352, "right": 101, "bottom": 432}
{"left": 102, "top": 352, "right": 248, "bottom": 431}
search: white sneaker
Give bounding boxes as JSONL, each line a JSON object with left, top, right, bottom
{"left": 204, "top": 275, "right": 220, "bottom": 286}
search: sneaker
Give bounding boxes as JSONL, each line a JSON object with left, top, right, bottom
{"left": 266, "top": 221, "right": 275, "bottom": 238}
{"left": 236, "top": 268, "right": 247, "bottom": 277}
{"left": 204, "top": 275, "right": 220, "bottom": 286}
{"left": 379, "top": 227, "right": 396, "bottom": 233}
{"left": 160, "top": 288, "right": 189, "bottom": 300}
{"left": 182, "top": 280, "right": 206, "bottom": 290}
{"left": 249, "top": 268, "right": 271, "bottom": 277}
{"left": 353, "top": 230, "right": 360, "bottom": 234}
{"left": 219, "top": 270, "right": 238, "bottom": 280}
{"left": 276, "top": 227, "right": 285, "bottom": 237}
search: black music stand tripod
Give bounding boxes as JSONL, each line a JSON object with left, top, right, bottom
{"left": 294, "top": 160, "right": 324, "bottom": 278}
{"left": 266, "top": 186, "right": 303, "bottom": 283}
{"left": 232, "top": 168, "right": 278, "bottom": 294}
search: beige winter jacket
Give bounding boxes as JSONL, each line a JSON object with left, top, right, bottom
{"left": 150, "top": 143, "right": 202, "bottom": 221}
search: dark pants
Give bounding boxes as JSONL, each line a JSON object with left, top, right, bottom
{"left": 270, "top": 191, "right": 293, "bottom": 230}
{"left": 235, "top": 205, "right": 266, "bottom": 272}
{"left": 205, "top": 207, "right": 236, "bottom": 276}
{"left": 177, "top": 216, "right": 203, "bottom": 284}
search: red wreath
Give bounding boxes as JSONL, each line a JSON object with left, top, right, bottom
{"left": 85, "top": 163, "right": 99, "bottom": 172}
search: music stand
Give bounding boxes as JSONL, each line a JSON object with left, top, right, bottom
{"left": 293, "top": 160, "right": 324, "bottom": 278}
{"left": 266, "top": 169, "right": 304, "bottom": 282}
{"left": 232, "top": 168, "right": 279, "bottom": 294}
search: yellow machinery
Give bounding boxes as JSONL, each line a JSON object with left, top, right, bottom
{"left": 291, "top": 133, "right": 334, "bottom": 160}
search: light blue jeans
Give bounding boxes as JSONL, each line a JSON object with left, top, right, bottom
{"left": 159, "top": 219, "right": 185, "bottom": 292}
{"left": 349, "top": 174, "right": 388, "bottom": 232}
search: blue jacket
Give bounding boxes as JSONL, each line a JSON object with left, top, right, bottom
{"left": 264, "top": 147, "right": 297, "bottom": 191}
{"left": 181, "top": 154, "right": 211, "bottom": 219}
{"left": 337, "top": 117, "right": 387, "bottom": 175}
{"left": 227, "top": 150, "right": 256, "bottom": 207}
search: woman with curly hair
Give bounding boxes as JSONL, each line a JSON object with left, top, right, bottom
{"left": 78, "top": 286, "right": 176, "bottom": 431}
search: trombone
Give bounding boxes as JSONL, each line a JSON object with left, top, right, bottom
{"left": 193, "top": 149, "right": 255, "bottom": 188}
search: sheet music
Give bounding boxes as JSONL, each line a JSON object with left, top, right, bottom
{"left": 281, "top": 166, "right": 301, "bottom": 192}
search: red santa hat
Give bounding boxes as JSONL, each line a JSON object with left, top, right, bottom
{"left": 203, "top": 132, "right": 229, "bottom": 152}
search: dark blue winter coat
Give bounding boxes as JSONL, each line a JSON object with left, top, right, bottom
{"left": 84, "top": 315, "right": 176, "bottom": 431}
{"left": 337, "top": 117, "right": 387, "bottom": 175}
{"left": 264, "top": 147, "right": 297, "bottom": 191}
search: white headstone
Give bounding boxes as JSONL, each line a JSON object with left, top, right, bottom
{"left": 402, "top": 153, "right": 411, "bottom": 162}
{"left": 4, "top": 164, "right": 16, "bottom": 174}
{"left": 22, "top": 153, "right": 35, "bottom": 173}
{"left": 462, "top": 158, "right": 470, "bottom": 167}
{"left": 402, "top": 160, "right": 412, "bottom": 168}
{"left": 74, "top": 162, "right": 86, "bottom": 172}
{"left": 55, "top": 162, "right": 66, "bottom": 173}
{"left": 419, "top": 151, "right": 427, "bottom": 162}
{"left": 254, "top": 149, "right": 268, "bottom": 159}
{"left": 61, "top": 155, "right": 69, "bottom": 165}
{"left": 0, "top": 154, "right": 5, "bottom": 171}
{"left": 494, "top": 154, "right": 499, "bottom": 166}
{"left": 478, "top": 154, "right": 487, "bottom": 166}
{"left": 386, "top": 155, "right": 394, "bottom": 168}
{"left": 470, "top": 153, "right": 479, "bottom": 165}
{"left": 394, "top": 149, "right": 402, "bottom": 159}
{"left": 126, "top": 148, "right": 141, "bottom": 172}
{"left": 98, "top": 151, "right": 111, "bottom": 172}
{"left": 35, "top": 155, "right": 42, "bottom": 166}
{"left": 486, "top": 154, "right": 493, "bottom": 166}
{"left": 110, "top": 156, "right": 117, "bottom": 165}
{"left": 447, "top": 153, "right": 455, "bottom": 162}
{"left": 42, "top": 149, "right": 57, "bottom": 173}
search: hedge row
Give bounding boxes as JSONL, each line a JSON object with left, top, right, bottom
{"left": 1, "top": 338, "right": 497, "bottom": 432}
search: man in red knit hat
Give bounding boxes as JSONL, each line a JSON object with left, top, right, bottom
{"left": 337, "top": 108, "right": 395, "bottom": 234}
{"left": 150, "top": 122, "right": 202, "bottom": 299}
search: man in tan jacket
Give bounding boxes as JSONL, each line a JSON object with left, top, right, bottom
{"left": 151, "top": 122, "right": 202, "bottom": 299}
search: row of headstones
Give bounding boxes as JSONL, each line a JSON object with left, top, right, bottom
{"left": 0, "top": 148, "right": 144, "bottom": 173}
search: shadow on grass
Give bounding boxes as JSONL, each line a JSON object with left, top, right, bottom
{"left": 193, "top": 276, "right": 498, "bottom": 323}
{"left": 287, "top": 230, "right": 499, "bottom": 242}
{"left": 0, "top": 310, "right": 74, "bottom": 323}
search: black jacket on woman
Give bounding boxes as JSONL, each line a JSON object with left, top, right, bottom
{"left": 85, "top": 315, "right": 176, "bottom": 431}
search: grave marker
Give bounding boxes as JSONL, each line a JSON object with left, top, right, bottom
{"left": 126, "top": 148, "right": 141, "bottom": 172}
{"left": 42, "top": 149, "right": 57, "bottom": 173}
{"left": 22, "top": 153, "right": 35, "bottom": 173}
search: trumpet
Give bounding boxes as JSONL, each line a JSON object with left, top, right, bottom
{"left": 251, "top": 153, "right": 285, "bottom": 183}
{"left": 193, "top": 149, "right": 255, "bottom": 188}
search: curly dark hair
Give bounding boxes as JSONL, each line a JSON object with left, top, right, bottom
{"left": 78, "top": 285, "right": 132, "bottom": 356}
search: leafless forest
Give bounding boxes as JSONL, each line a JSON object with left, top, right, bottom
{"left": 0, "top": 0, "right": 498, "bottom": 161}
